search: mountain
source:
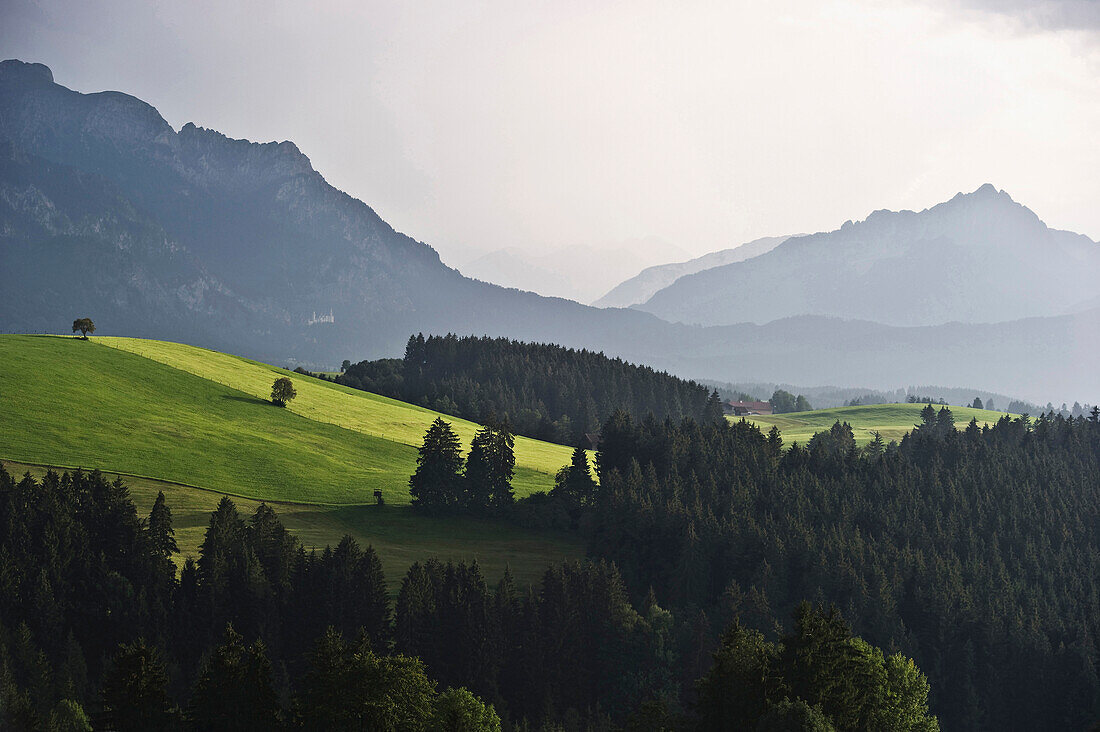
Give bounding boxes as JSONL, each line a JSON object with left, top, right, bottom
{"left": 0, "top": 59, "right": 680, "bottom": 366}
{"left": 637, "top": 185, "right": 1100, "bottom": 327}
{"left": 593, "top": 235, "right": 789, "bottom": 308}
{"left": 1, "top": 59, "right": 1097, "bottom": 403}
{"left": 459, "top": 237, "right": 689, "bottom": 304}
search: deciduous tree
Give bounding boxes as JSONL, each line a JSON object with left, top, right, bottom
{"left": 71, "top": 318, "right": 95, "bottom": 339}
{"left": 270, "top": 376, "right": 297, "bottom": 407}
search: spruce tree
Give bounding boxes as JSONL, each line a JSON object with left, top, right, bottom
{"left": 147, "top": 491, "right": 178, "bottom": 558}
{"left": 409, "top": 418, "right": 463, "bottom": 510}
{"left": 703, "top": 389, "right": 725, "bottom": 423}
{"left": 100, "top": 639, "right": 175, "bottom": 731}
{"left": 485, "top": 419, "right": 516, "bottom": 510}
{"left": 553, "top": 445, "right": 597, "bottom": 509}
{"left": 464, "top": 426, "right": 494, "bottom": 512}
{"left": 188, "top": 625, "right": 281, "bottom": 730}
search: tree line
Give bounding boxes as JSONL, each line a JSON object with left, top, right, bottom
{"left": 582, "top": 406, "right": 1100, "bottom": 730}
{"left": 338, "top": 334, "right": 725, "bottom": 445}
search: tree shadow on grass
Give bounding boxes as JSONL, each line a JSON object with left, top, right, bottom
{"left": 221, "top": 394, "right": 271, "bottom": 406}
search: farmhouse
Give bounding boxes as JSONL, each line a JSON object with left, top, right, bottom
{"left": 726, "top": 400, "right": 773, "bottom": 416}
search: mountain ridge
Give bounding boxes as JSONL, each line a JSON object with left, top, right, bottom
{"left": 637, "top": 184, "right": 1099, "bottom": 327}
{"left": 1, "top": 59, "right": 1097, "bottom": 403}
{"left": 594, "top": 234, "right": 790, "bottom": 308}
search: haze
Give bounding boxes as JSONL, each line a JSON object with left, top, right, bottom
{"left": 3, "top": 0, "right": 1098, "bottom": 272}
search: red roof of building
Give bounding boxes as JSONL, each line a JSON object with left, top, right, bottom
{"left": 728, "top": 401, "right": 772, "bottom": 411}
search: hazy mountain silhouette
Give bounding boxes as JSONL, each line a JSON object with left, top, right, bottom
{"left": 459, "top": 237, "right": 688, "bottom": 304}
{"left": 1, "top": 59, "right": 1096, "bottom": 402}
{"left": 638, "top": 185, "right": 1100, "bottom": 327}
{"left": 594, "top": 235, "right": 790, "bottom": 308}
{"left": 0, "top": 59, "right": 682, "bottom": 365}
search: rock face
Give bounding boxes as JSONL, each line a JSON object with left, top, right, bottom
{"left": 594, "top": 235, "right": 789, "bottom": 309}
{"left": 637, "top": 185, "right": 1100, "bottom": 327}
{"left": 0, "top": 59, "right": 675, "bottom": 365}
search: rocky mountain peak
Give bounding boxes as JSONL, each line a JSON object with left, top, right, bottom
{"left": 0, "top": 59, "right": 54, "bottom": 85}
{"left": 177, "top": 122, "right": 316, "bottom": 188}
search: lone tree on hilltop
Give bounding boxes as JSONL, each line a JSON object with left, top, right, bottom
{"left": 271, "top": 377, "right": 297, "bottom": 407}
{"left": 72, "top": 317, "right": 95, "bottom": 339}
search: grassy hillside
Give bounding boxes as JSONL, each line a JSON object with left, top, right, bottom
{"left": 0, "top": 334, "right": 586, "bottom": 586}
{"left": 98, "top": 336, "right": 578, "bottom": 493}
{"left": 0, "top": 335, "right": 576, "bottom": 504}
{"left": 1, "top": 460, "right": 582, "bottom": 589}
{"left": 736, "top": 402, "right": 1014, "bottom": 445}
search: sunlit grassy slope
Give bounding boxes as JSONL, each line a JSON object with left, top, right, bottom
{"left": 735, "top": 403, "right": 1015, "bottom": 446}
{"left": 0, "top": 335, "right": 575, "bottom": 504}
{"left": 97, "top": 336, "right": 574, "bottom": 491}
{"left": 1, "top": 460, "right": 582, "bottom": 589}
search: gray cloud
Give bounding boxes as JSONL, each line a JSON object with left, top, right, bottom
{"left": 1, "top": 0, "right": 1099, "bottom": 267}
{"left": 955, "top": 0, "right": 1100, "bottom": 31}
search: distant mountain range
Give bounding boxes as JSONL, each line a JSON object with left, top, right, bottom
{"left": 1, "top": 59, "right": 1096, "bottom": 403}
{"left": 636, "top": 185, "right": 1100, "bottom": 326}
{"left": 594, "top": 235, "right": 790, "bottom": 308}
{"left": 458, "top": 237, "right": 688, "bottom": 304}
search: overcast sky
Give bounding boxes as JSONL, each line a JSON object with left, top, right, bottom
{"left": 3, "top": 0, "right": 1098, "bottom": 262}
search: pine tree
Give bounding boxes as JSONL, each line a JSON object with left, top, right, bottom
{"left": 695, "top": 620, "right": 778, "bottom": 730}
{"left": 485, "top": 419, "right": 516, "bottom": 510}
{"left": 147, "top": 491, "right": 178, "bottom": 558}
{"left": 553, "top": 445, "right": 597, "bottom": 509}
{"left": 100, "top": 639, "right": 175, "bottom": 731}
{"left": 703, "top": 389, "right": 725, "bottom": 423}
{"left": 188, "top": 625, "right": 281, "bottom": 730}
{"left": 325, "top": 536, "right": 391, "bottom": 649}
{"left": 464, "top": 426, "right": 494, "bottom": 512}
{"left": 935, "top": 406, "right": 955, "bottom": 435}
{"left": 409, "top": 418, "right": 464, "bottom": 511}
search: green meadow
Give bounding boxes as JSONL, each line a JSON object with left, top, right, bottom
{"left": 0, "top": 335, "right": 576, "bottom": 505}
{"left": 735, "top": 402, "right": 1015, "bottom": 446}
{"left": 0, "top": 334, "right": 587, "bottom": 586}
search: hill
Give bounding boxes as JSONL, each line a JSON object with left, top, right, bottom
{"left": 0, "top": 335, "right": 577, "bottom": 504}
{"left": 639, "top": 184, "right": 1100, "bottom": 327}
{"left": 593, "top": 235, "right": 789, "bottom": 308}
{"left": 735, "top": 402, "right": 1014, "bottom": 446}
{"left": 0, "top": 334, "right": 589, "bottom": 584}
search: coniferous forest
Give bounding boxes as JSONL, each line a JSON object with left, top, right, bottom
{"left": 0, "top": 463, "right": 940, "bottom": 731}
{"left": 338, "top": 334, "right": 725, "bottom": 444}
{"left": 585, "top": 407, "right": 1100, "bottom": 730}
{"left": 4, "top": 407, "right": 1099, "bottom": 729}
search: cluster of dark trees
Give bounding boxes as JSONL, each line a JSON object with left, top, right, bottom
{"left": 583, "top": 405, "right": 1100, "bottom": 730}
{"left": 0, "top": 462, "right": 940, "bottom": 730}
{"left": 0, "top": 467, "right": 500, "bottom": 730}
{"left": 338, "top": 334, "right": 725, "bottom": 444}
{"left": 409, "top": 417, "right": 516, "bottom": 513}
{"left": 768, "top": 389, "right": 812, "bottom": 413}
{"left": 905, "top": 395, "right": 949, "bottom": 405}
